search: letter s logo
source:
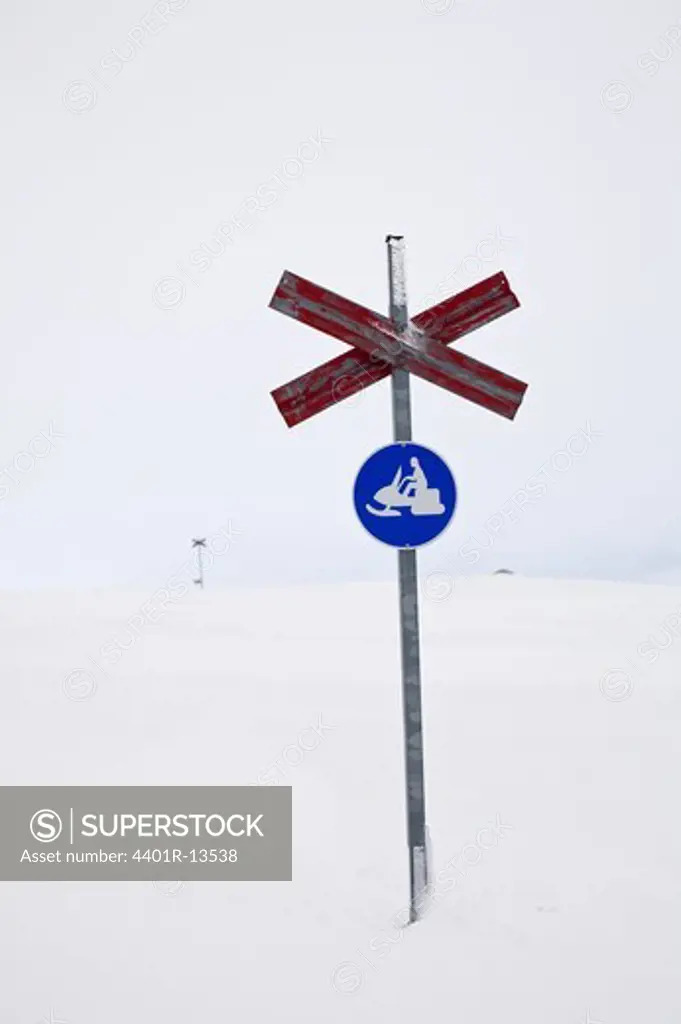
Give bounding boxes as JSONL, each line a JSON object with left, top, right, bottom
{"left": 30, "top": 809, "right": 63, "bottom": 843}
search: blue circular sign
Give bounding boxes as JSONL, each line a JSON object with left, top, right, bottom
{"left": 353, "top": 442, "right": 457, "bottom": 548}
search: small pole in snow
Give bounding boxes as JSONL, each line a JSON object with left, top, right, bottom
{"left": 192, "top": 538, "right": 206, "bottom": 588}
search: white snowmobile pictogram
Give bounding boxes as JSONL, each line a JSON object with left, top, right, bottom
{"left": 366, "top": 456, "right": 446, "bottom": 518}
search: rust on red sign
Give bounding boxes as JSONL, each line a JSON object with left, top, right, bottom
{"left": 269, "top": 269, "right": 527, "bottom": 426}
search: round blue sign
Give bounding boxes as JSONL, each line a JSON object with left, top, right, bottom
{"left": 353, "top": 442, "right": 457, "bottom": 548}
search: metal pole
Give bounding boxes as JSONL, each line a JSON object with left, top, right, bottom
{"left": 192, "top": 539, "right": 205, "bottom": 588}
{"left": 386, "top": 235, "right": 428, "bottom": 923}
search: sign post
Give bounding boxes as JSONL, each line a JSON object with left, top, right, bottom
{"left": 387, "top": 235, "right": 428, "bottom": 922}
{"left": 192, "top": 538, "right": 206, "bottom": 589}
{"left": 268, "top": 236, "right": 529, "bottom": 923}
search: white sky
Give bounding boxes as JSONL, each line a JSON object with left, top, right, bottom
{"left": 2, "top": 0, "right": 681, "bottom": 589}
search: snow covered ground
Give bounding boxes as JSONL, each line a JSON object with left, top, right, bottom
{"left": 2, "top": 574, "right": 681, "bottom": 1024}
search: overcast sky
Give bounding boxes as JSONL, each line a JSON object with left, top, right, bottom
{"left": 2, "top": 0, "right": 681, "bottom": 590}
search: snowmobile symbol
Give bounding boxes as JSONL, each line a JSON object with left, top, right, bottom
{"left": 353, "top": 442, "right": 457, "bottom": 549}
{"left": 366, "top": 457, "right": 446, "bottom": 518}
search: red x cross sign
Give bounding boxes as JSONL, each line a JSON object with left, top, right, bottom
{"left": 269, "top": 269, "right": 527, "bottom": 427}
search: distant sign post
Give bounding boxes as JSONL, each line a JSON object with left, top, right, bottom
{"left": 192, "top": 538, "right": 207, "bottom": 589}
{"left": 269, "top": 236, "right": 528, "bottom": 922}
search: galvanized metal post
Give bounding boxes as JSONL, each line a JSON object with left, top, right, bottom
{"left": 386, "top": 235, "right": 429, "bottom": 923}
{"left": 192, "top": 538, "right": 206, "bottom": 589}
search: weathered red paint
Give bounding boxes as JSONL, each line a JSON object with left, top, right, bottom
{"left": 271, "top": 273, "right": 519, "bottom": 426}
{"left": 411, "top": 272, "right": 519, "bottom": 344}
{"left": 270, "top": 270, "right": 527, "bottom": 426}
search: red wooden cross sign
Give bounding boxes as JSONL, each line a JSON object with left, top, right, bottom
{"left": 269, "top": 268, "right": 528, "bottom": 425}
